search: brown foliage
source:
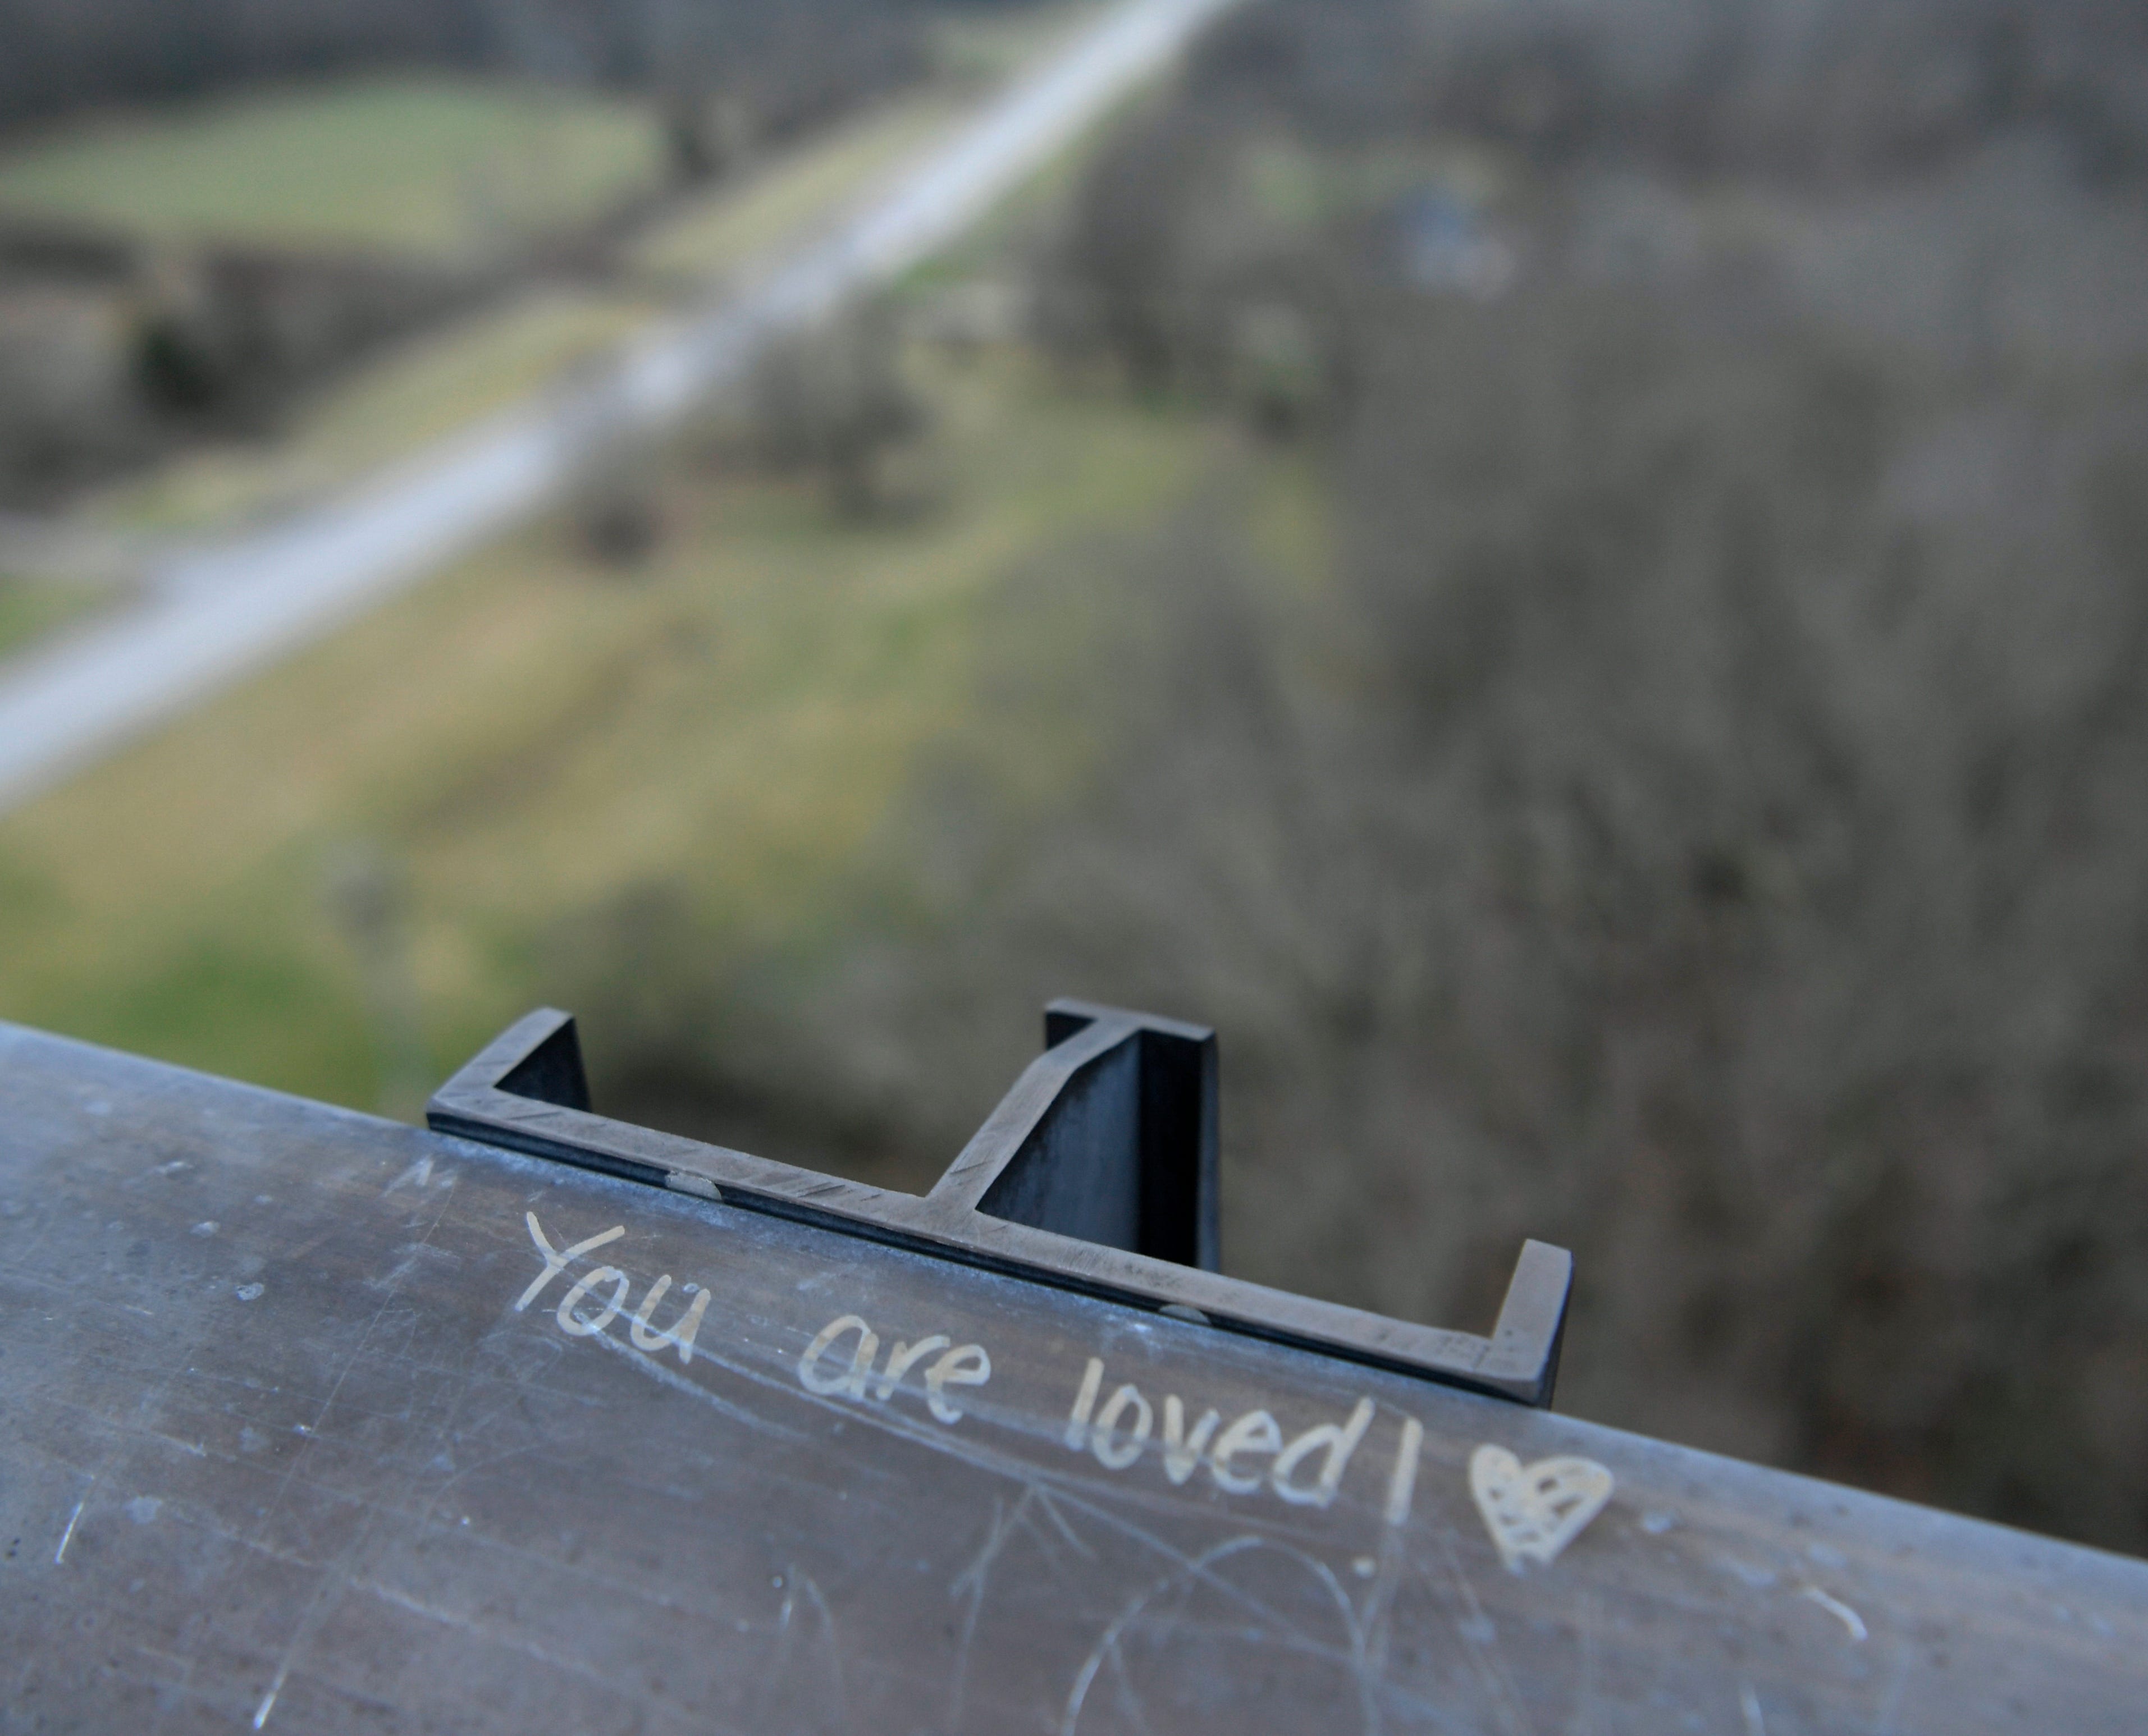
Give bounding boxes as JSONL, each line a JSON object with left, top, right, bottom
{"left": 560, "top": 0, "right": 2148, "bottom": 1554}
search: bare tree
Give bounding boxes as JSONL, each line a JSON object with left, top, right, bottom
{"left": 552, "top": 0, "right": 2148, "bottom": 1556}
{"left": 749, "top": 300, "right": 927, "bottom": 519}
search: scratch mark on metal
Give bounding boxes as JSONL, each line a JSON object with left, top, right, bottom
{"left": 585, "top": 1325, "right": 808, "bottom": 1443}
{"left": 386, "top": 1156, "right": 433, "bottom": 1193}
{"left": 1571, "top": 1590, "right": 1597, "bottom": 1736}
{"left": 948, "top": 1494, "right": 1016, "bottom": 1733}
{"left": 949, "top": 1485, "right": 1094, "bottom": 1732}
{"left": 797, "top": 1574, "right": 848, "bottom": 1726}
{"left": 541, "top": 1250, "right": 1463, "bottom": 1735}
{"left": 1354, "top": 1524, "right": 1409, "bottom": 1688}
{"left": 752, "top": 1563, "right": 848, "bottom": 1729}
{"left": 138, "top": 1635, "right": 203, "bottom": 1736}
{"left": 354, "top": 1577, "right": 695, "bottom": 1710}
{"left": 1431, "top": 1527, "right": 1534, "bottom": 1736}
{"left": 53, "top": 1497, "right": 85, "bottom": 1564}
{"left": 1802, "top": 1584, "right": 1868, "bottom": 1643}
{"left": 1061, "top": 1537, "right": 1265, "bottom": 1736}
{"left": 656, "top": 1320, "right": 1381, "bottom": 1694}
{"left": 1059, "top": 1529, "right": 1448, "bottom": 1736}
{"left": 1873, "top": 1640, "right": 1913, "bottom": 1736}
{"left": 247, "top": 1181, "right": 463, "bottom": 1728}
{"left": 1032, "top": 1485, "right": 1096, "bottom": 1561}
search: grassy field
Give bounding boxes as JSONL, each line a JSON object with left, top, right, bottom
{"left": 930, "top": 1, "right": 1116, "bottom": 84}
{"left": 79, "top": 25, "right": 1098, "bottom": 538}
{"left": 633, "top": 0, "right": 1119, "bottom": 286}
{"left": 88, "top": 289, "right": 662, "bottom": 533}
{"left": 0, "top": 76, "right": 663, "bottom": 257}
{"left": 0, "top": 576, "right": 120, "bottom": 662}
{"left": 0, "top": 3, "right": 1109, "bottom": 263}
{"left": 632, "top": 93, "right": 966, "bottom": 284}
{"left": 84, "top": 88, "right": 990, "bottom": 535}
{"left": 0, "top": 0, "right": 1238, "bottom": 1114}
{"left": 0, "top": 344, "right": 1272, "bottom": 1114}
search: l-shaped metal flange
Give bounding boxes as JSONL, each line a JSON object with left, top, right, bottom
{"left": 428, "top": 998, "right": 1571, "bottom": 1405}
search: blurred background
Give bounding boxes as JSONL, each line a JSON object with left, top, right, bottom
{"left": 1, "top": 0, "right": 2145, "bottom": 1555}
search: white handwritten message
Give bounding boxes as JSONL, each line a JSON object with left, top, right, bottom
{"left": 511, "top": 1212, "right": 1621, "bottom": 1552}
{"left": 517, "top": 1211, "right": 712, "bottom": 1363}
{"left": 796, "top": 1313, "right": 993, "bottom": 1423}
{"left": 1062, "top": 1354, "right": 1377, "bottom": 1508}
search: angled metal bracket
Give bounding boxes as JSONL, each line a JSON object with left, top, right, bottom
{"left": 428, "top": 998, "right": 1571, "bottom": 1405}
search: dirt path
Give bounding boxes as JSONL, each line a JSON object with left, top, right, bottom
{"left": 0, "top": 0, "right": 1238, "bottom": 816}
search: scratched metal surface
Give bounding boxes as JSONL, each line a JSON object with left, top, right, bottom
{"left": 3, "top": 1023, "right": 2144, "bottom": 1735}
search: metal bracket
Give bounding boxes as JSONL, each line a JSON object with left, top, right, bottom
{"left": 428, "top": 998, "right": 1571, "bottom": 1405}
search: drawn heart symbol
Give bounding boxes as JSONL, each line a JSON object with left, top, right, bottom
{"left": 1469, "top": 1445, "right": 1614, "bottom": 1573}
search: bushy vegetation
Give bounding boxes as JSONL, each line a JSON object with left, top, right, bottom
{"left": 0, "top": 0, "right": 950, "bottom": 139}
{"left": 565, "top": 0, "right": 2148, "bottom": 1552}
{"left": 0, "top": 1, "right": 1058, "bottom": 507}
{"left": 1186, "top": 0, "right": 2148, "bottom": 183}
{"left": 0, "top": 80, "right": 665, "bottom": 254}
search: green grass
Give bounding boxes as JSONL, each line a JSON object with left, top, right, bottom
{"left": 931, "top": 1, "right": 1116, "bottom": 84}
{"left": 632, "top": 92, "right": 963, "bottom": 283}
{"left": 83, "top": 81, "right": 1019, "bottom": 535}
{"left": 89, "top": 289, "right": 659, "bottom": 533}
{"left": 0, "top": 5, "right": 1286, "bottom": 1112}
{"left": 0, "top": 348, "right": 1272, "bottom": 1114}
{"left": 1237, "top": 135, "right": 1514, "bottom": 229}
{"left": 61, "top": 8, "right": 1157, "bottom": 540}
{"left": 0, "top": 75, "right": 663, "bottom": 257}
{"left": 636, "top": 0, "right": 1117, "bottom": 287}
{"left": 0, "top": 577, "right": 117, "bottom": 661}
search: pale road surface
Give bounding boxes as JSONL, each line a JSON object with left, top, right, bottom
{"left": 0, "top": 0, "right": 1239, "bottom": 817}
